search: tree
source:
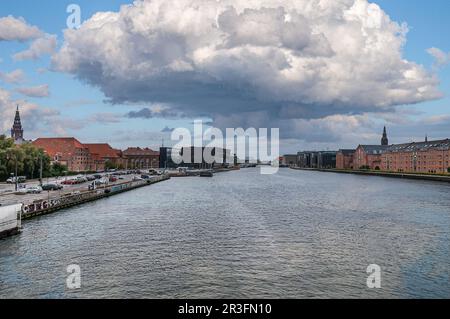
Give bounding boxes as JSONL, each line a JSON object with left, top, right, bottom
{"left": 0, "top": 136, "right": 53, "bottom": 181}
{"left": 104, "top": 160, "right": 117, "bottom": 170}
{"left": 50, "top": 162, "right": 68, "bottom": 177}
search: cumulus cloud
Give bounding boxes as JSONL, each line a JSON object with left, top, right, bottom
{"left": 52, "top": 0, "right": 442, "bottom": 142}
{"left": 16, "top": 84, "right": 50, "bottom": 98}
{"left": 13, "top": 34, "right": 57, "bottom": 61}
{"left": 0, "top": 69, "right": 26, "bottom": 84}
{"left": 0, "top": 15, "right": 42, "bottom": 42}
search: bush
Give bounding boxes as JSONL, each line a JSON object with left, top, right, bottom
{"left": 448, "top": 167, "right": 450, "bottom": 173}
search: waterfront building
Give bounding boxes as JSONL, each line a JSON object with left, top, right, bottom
{"left": 122, "top": 147, "right": 160, "bottom": 169}
{"left": 11, "top": 105, "right": 24, "bottom": 145}
{"left": 85, "top": 143, "right": 123, "bottom": 170}
{"left": 296, "top": 151, "right": 336, "bottom": 169}
{"left": 336, "top": 149, "right": 355, "bottom": 170}
{"left": 353, "top": 145, "right": 387, "bottom": 170}
{"left": 297, "top": 151, "right": 317, "bottom": 168}
{"left": 282, "top": 154, "right": 298, "bottom": 167}
{"left": 33, "top": 137, "right": 95, "bottom": 172}
{"left": 317, "top": 151, "right": 337, "bottom": 169}
{"left": 159, "top": 146, "right": 231, "bottom": 169}
{"left": 381, "top": 139, "right": 450, "bottom": 174}
{"left": 352, "top": 127, "right": 390, "bottom": 170}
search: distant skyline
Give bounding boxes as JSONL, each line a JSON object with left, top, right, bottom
{"left": 0, "top": 0, "right": 449, "bottom": 153}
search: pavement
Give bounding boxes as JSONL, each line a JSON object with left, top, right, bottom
{"left": 0, "top": 173, "right": 140, "bottom": 207}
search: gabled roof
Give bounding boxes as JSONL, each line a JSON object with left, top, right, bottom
{"left": 33, "top": 137, "right": 86, "bottom": 157}
{"left": 338, "top": 149, "right": 356, "bottom": 155}
{"left": 357, "top": 145, "right": 389, "bottom": 155}
{"left": 386, "top": 139, "right": 450, "bottom": 153}
{"left": 85, "top": 143, "right": 121, "bottom": 159}
{"left": 122, "top": 147, "right": 160, "bottom": 156}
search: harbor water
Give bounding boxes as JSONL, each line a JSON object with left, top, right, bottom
{"left": 0, "top": 168, "right": 449, "bottom": 298}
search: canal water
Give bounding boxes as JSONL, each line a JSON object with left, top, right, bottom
{"left": 0, "top": 168, "right": 449, "bottom": 298}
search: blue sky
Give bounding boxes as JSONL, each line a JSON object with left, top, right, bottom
{"left": 0, "top": 0, "right": 449, "bottom": 153}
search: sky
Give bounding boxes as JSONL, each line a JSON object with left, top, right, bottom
{"left": 0, "top": 0, "right": 449, "bottom": 154}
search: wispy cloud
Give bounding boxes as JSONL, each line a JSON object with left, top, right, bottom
{"left": 13, "top": 34, "right": 57, "bottom": 61}
{"left": 16, "top": 84, "right": 50, "bottom": 98}
{"left": 0, "top": 69, "right": 26, "bottom": 84}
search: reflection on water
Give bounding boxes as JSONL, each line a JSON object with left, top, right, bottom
{"left": 0, "top": 168, "right": 449, "bottom": 298}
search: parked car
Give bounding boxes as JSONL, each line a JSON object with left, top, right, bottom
{"left": 133, "top": 176, "right": 143, "bottom": 181}
{"left": 86, "top": 176, "right": 96, "bottom": 181}
{"left": 76, "top": 176, "right": 87, "bottom": 183}
{"left": 42, "top": 183, "right": 63, "bottom": 191}
{"left": 61, "top": 179, "right": 76, "bottom": 185}
{"left": 25, "top": 186, "right": 43, "bottom": 194}
{"left": 141, "top": 175, "right": 151, "bottom": 180}
{"left": 94, "top": 180, "right": 106, "bottom": 186}
{"left": 93, "top": 174, "right": 103, "bottom": 179}
{"left": 6, "top": 176, "right": 26, "bottom": 184}
{"left": 109, "top": 176, "right": 118, "bottom": 182}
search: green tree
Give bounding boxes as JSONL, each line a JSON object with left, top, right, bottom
{"left": 0, "top": 136, "right": 53, "bottom": 181}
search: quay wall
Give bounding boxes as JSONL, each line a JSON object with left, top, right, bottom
{"left": 21, "top": 175, "right": 170, "bottom": 220}
{"left": 290, "top": 167, "right": 450, "bottom": 183}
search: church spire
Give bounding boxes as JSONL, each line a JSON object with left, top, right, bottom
{"left": 11, "top": 104, "right": 24, "bottom": 144}
{"left": 381, "top": 126, "right": 388, "bottom": 146}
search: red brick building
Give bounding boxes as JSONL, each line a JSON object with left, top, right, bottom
{"left": 336, "top": 149, "right": 355, "bottom": 170}
{"left": 33, "top": 138, "right": 95, "bottom": 172}
{"left": 353, "top": 145, "right": 388, "bottom": 170}
{"left": 381, "top": 139, "right": 450, "bottom": 174}
{"left": 85, "top": 143, "right": 123, "bottom": 170}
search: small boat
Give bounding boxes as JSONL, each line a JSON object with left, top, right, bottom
{"left": 200, "top": 170, "right": 214, "bottom": 177}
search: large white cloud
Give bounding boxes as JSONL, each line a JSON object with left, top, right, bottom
{"left": 52, "top": 0, "right": 442, "bottom": 129}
